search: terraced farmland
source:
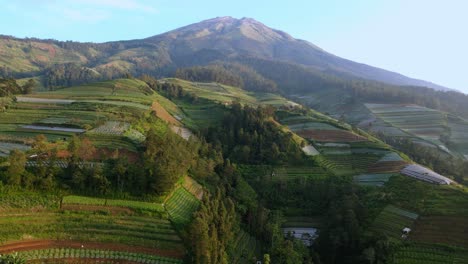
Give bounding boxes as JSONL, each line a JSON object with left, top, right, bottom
{"left": 317, "top": 154, "right": 381, "bottom": 176}
{"left": 165, "top": 187, "right": 200, "bottom": 227}
{"left": 365, "top": 103, "right": 450, "bottom": 151}
{"left": 354, "top": 173, "right": 394, "bottom": 186}
{"left": 230, "top": 230, "right": 261, "bottom": 264}
{"left": 370, "top": 205, "right": 418, "bottom": 240}
{"left": 0, "top": 141, "right": 30, "bottom": 157}
{"left": 392, "top": 243, "right": 468, "bottom": 264}
{"left": 63, "top": 196, "right": 165, "bottom": 215}
{"left": 0, "top": 212, "right": 184, "bottom": 252}
{"left": 411, "top": 216, "right": 468, "bottom": 248}
{"left": 13, "top": 248, "right": 183, "bottom": 264}
{"left": 296, "top": 129, "right": 367, "bottom": 142}
{"left": 271, "top": 166, "right": 329, "bottom": 181}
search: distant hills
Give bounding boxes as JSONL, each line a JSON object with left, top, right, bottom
{"left": 0, "top": 16, "right": 453, "bottom": 92}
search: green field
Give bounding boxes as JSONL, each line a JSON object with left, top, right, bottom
{"left": 63, "top": 195, "right": 165, "bottom": 215}
{"left": 165, "top": 187, "right": 200, "bottom": 227}
{"left": 392, "top": 244, "right": 468, "bottom": 264}
{"left": 17, "top": 248, "right": 183, "bottom": 264}
{"left": 370, "top": 205, "right": 418, "bottom": 240}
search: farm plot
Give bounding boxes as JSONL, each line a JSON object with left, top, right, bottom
{"left": 63, "top": 196, "right": 165, "bottom": 215}
{"left": 370, "top": 205, "right": 418, "bottom": 240}
{"left": 271, "top": 166, "right": 329, "bottom": 181}
{"left": 302, "top": 145, "right": 320, "bottom": 156}
{"left": 368, "top": 161, "right": 409, "bottom": 173}
{"left": 0, "top": 141, "right": 30, "bottom": 157}
{"left": 354, "top": 173, "right": 394, "bottom": 187}
{"left": 392, "top": 243, "right": 468, "bottom": 264}
{"left": 296, "top": 129, "right": 367, "bottom": 142}
{"left": 165, "top": 187, "right": 200, "bottom": 227}
{"left": 89, "top": 121, "right": 130, "bottom": 135}
{"left": 0, "top": 212, "right": 184, "bottom": 251}
{"left": 287, "top": 122, "right": 340, "bottom": 132}
{"left": 230, "top": 230, "right": 261, "bottom": 264}
{"left": 411, "top": 216, "right": 468, "bottom": 248}
{"left": 15, "top": 248, "right": 183, "bottom": 264}
{"left": 365, "top": 103, "right": 448, "bottom": 145}
{"left": 16, "top": 97, "right": 75, "bottom": 104}
{"left": 182, "top": 176, "right": 204, "bottom": 200}
{"left": 317, "top": 154, "right": 381, "bottom": 176}
{"left": 170, "top": 126, "right": 194, "bottom": 141}
{"left": 21, "top": 125, "right": 85, "bottom": 133}
{"left": 316, "top": 142, "right": 351, "bottom": 155}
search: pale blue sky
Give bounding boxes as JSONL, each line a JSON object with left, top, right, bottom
{"left": 0, "top": 0, "right": 466, "bottom": 92}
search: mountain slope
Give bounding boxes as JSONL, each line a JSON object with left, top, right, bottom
{"left": 0, "top": 16, "right": 452, "bottom": 92}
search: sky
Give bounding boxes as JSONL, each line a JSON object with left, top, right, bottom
{"left": 0, "top": 0, "right": 466, "bottom": 92}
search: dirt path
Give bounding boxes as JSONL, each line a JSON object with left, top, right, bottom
{"left": 0, "top": 240, "right": 184, "bottom": 259}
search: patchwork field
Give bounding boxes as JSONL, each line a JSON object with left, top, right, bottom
{"left": 354, "top": 173, "right": 395, "bottom": 186}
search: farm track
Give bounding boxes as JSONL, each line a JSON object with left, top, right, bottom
{"left": 0, "top": 240, "right": 184, "bottom": 259}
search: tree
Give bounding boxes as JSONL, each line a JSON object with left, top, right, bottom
{"left": 144, "top": 129, "right": 192, "bottom": 194}
{"left": 5, "top": 150, "right": 26, "bottom": 186}
{"left": 21, "top": 79, "right": 36, "bottom": 94}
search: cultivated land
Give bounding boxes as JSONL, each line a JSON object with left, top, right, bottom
{"left": 1, "top": 78, "right": 467, "bottom": 264}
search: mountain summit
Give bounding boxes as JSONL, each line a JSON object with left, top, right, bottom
{"left": 0, "top": 17, "right": 451, "bottom": 91}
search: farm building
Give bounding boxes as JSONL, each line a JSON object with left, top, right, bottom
{"left": 400, "top": 164, "right": 453, "bottom": 185}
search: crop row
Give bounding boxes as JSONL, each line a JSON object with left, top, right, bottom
{"left": 63, "top": 195, "right": 165, "bottom": 215}
{"left": 392, "top": 243, "right": 468, "bottom": 264}
{"left": 16, "top": 248, "right": 183, "bottom": 264}
{"left": 370, "top": 205, "right": 418, "bottom": 240}
{"left": 165, "top": 187, "right": 200, "bottom": 227}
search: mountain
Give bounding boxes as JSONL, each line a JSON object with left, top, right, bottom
{"left": 0, "top": 16, "right": 453, "bottom": 92}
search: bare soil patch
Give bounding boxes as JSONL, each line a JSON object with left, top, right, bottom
{"left": 368, "top": 161, "right": 409, "bottom": 173}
